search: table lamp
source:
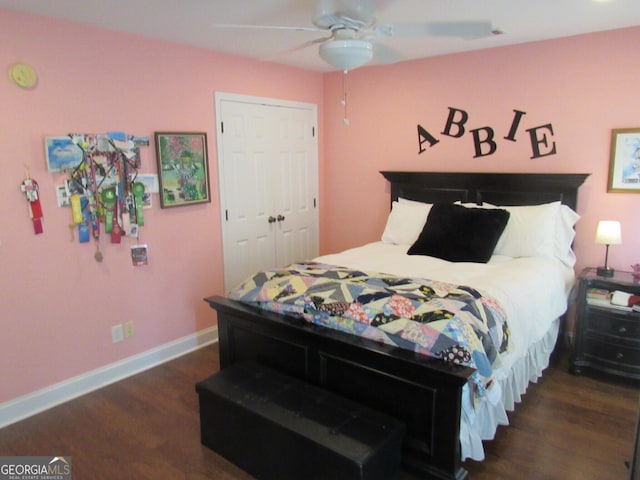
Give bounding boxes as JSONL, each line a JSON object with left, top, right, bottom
{"left": 595, "top": 220, "right": 621, "bottom": 277}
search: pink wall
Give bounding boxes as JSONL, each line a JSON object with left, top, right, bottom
{"left": 0, "top": 9, "right": 323, "bottom": 403}
{"left": 321, "top": 26, "right": 640, "bottom": 277}
{"left": 2, "top": 6, "right": 639, "bottom": 407}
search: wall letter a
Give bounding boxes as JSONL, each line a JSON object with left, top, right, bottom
{"left": 417, "top": 125, "right": 439, "bottom": 154}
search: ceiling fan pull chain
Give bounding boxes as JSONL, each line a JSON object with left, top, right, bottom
{"left": 342, "top": 70, "right": 350, "bottom": 126}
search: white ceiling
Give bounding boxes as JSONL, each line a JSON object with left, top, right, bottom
{"left": 2, "top": 0, "right": 639, "bottom": 72}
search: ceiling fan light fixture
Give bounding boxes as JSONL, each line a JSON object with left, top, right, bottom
{"left": 319, "top": 39, "right": 373, "bottom": 71}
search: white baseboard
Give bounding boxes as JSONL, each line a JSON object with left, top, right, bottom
{"left": 0, "top": 326, "right": 218, "bottom": 429}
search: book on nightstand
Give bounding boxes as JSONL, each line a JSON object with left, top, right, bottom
{"left": 586, "top": 288, "right": 609, "bottom": 301}
{"left": 586, "top": 288, "right": 633, "bottom": 311}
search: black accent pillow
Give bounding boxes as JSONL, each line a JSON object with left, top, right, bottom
{"left": 407, "top": 203, "right": 510, "bottom": 263}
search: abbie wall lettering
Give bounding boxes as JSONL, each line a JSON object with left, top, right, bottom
{"left": 417, "top": 107, "right": 557, "bottom": 159}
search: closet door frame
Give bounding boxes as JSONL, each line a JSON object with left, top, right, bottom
{"left": 214, "top": 92, "right": 319, "bottom": 293}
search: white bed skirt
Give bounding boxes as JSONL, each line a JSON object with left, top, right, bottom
{"left": 460, "top": 318, "right": 560, "bottom": 461}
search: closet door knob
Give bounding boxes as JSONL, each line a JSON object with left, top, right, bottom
{"left": 277, "top": 214, "right": 285, "bottom": 222}
{"left": 268, "top": 216, "right": 276, "bottom": 224}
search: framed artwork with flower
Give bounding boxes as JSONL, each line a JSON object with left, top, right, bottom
{"left": 608, "top": 128, "right": 640, "bottom": 193}
{"left": 154, "top": 132, "right": 211, "bottom": 207}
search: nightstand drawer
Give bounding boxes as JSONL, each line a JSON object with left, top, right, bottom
{"left": 585, "top": 337, "right": 640, "bottom": 367}
{"left": 588, "top": 310, "right": 640, "bottom": 341}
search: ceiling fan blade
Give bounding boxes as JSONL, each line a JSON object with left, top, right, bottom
{"left": 378, "top": 21, "right": 498, "bottom": 40}
{"left": 213, "top": 23, "right": 327, "bottom": 34}
{"left": 262, "top": 35, "right": 333, "bottom": 61}
{"left": 372, "top": 42, "right": 404, "bottom": 64}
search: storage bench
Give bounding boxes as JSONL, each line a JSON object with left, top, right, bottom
{"left": 196, "top": 362, "right": 405, "bottom": 480}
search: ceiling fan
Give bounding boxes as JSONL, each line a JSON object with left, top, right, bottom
{"left": 213, "top": 0, "right": 501, "bottom": 71}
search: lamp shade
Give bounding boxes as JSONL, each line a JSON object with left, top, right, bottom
{"left": 595, "top": 220, "right": 622, "bottom": 245}
{"left": 319, "top": 39, "right": 374, "bottom": 71}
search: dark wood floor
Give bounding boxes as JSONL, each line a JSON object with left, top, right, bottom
{"left": 1, "top": 343, "right": 638, "bottom": 480}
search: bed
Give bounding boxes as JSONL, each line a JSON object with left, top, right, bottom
{"left": 204, "top": 171, "right": 589, "bottom": 480}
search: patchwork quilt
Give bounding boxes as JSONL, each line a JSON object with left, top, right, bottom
{"left": 229, "top": 262, "right": 510, "bottom": 397}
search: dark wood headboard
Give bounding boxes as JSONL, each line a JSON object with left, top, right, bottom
{"left": 380, "top": 171, "right": 590, "bottom": 211}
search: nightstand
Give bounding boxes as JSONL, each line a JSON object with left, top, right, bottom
{"left": 571, "top": 267, "right": 640, "bottom": 380}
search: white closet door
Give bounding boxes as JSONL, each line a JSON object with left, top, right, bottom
{"left": 216, "top": 94, "right": 318, "bottom": 293}
{"left": 272, "top": 104, "right": 318, "bottom": 268}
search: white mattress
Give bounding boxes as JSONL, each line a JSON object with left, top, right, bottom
{"left": 315, "top": 241, "right": 575, "bottom": 461}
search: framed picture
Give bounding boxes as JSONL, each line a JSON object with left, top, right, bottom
{"left": 608, "top": 128, "right": 640, "bottom": 193}
{"left": 154, "top": 132, "right": 211, "bottom": 208}
{"left": 45, "top": 136, "right": 84, "bottom": 172}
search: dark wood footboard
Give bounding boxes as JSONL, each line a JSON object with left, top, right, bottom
{"left": 205, "top": 295, "right": 474, "bottom": 480}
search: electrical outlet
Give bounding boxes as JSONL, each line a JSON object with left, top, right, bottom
{"left": 124, "top": 321, "right": 134, "bottom": 338}
{"left": 112, "top": 324, "right": 124, "bottom": 343}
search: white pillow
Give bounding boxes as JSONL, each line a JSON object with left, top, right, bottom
{"left": 554, "top": 204, "right": 580, "bottom": 267}
{"left": 454, "top": 200, "right": 580, "bottom": 265}
{"left": 381, "top": 200, "right": 432, "bottom": 245}
{"left": 493, "top": 202, "right": 561, "bottom": 259}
